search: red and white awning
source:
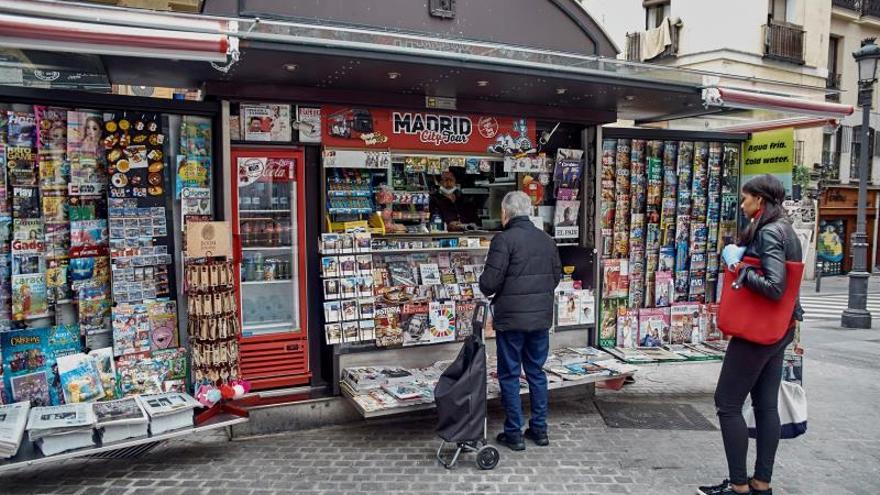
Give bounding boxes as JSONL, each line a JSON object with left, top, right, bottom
{"left": 0, "top": 11, "right": 235, "bottom": 63}
{"left": 703, "top": 87, "right": 853, "bottom": 118}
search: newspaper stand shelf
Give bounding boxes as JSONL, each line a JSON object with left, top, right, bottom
{"left": 0, "top": 413, "right": 248, "bottom": 474}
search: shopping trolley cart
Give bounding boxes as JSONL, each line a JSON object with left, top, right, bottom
{"left": 434, "top": 302, "right": 500, "bottom": 470}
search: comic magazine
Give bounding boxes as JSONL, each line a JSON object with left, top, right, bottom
{"left": 1, "top": 325, "right": 81, "bottom": 406}
{"left": 88, "top": 347, "right": 119, "bottom": 401}
{"left": 112, "top": 303, "right": 151, "bottom": 357}
{"left": 11, "top": 273, "right": 48, "bottom": 320}
{"left": 57, "top": 353, "right": 105, "bottom": 404}
{"left": 638, "top": 308, "right": 669, "bottom": 348}
{"left": 70, "top": 219, "right": 108, "bottom": 248}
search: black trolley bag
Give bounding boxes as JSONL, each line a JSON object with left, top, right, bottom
{"left": 434, "top": 303, "right": 499, "bottom": 470}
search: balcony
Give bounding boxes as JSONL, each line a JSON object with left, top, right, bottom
{"left": 764, "top": 20, "right": 805, "bottom": 65}
{"left": 625, "top": 19, "right": 681, "bottom": 63}
{"left": 833, "top": 0, "right": 880, "bottom": 17}
{"left": 822, "top": 150, "right": 842, "bottom": 181}
{"left": 826, "top": 73, "right": 842, "bottom": 102}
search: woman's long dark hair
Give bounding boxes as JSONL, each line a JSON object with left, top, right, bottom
{"left": 738, "top": 174, "right": 788, "bottom": 245}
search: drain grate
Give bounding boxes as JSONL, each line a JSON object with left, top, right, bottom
{"left": 595, "top": 401, "right": 717, "bottom": 431}
{"left": 86, "top": 441, "right": 162, "bottom": 460}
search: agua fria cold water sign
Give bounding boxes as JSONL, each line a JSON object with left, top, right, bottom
{"left": 321, "top": 106, "right": 535, "bottom": 154}
{"left": 743, "top": 127, "right": 794, "bottom": 194}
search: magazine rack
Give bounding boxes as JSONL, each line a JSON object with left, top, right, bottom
{"left": 0, "top": 413, "right": 247, "bottom": 474}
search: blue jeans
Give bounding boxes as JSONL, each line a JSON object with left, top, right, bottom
{"left": 495, "top": 329, "right": 550, "bottom": 436}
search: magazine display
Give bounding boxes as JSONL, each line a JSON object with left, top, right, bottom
{"left": 0, "top": 401, "right": 30, "bottom": 458}
{"left": 599, "top": 138, "right": 739, "bottom": 354}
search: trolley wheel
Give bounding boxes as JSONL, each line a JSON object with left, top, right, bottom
{"left": 476, "top": 445, "right": 500, "bottom": 470}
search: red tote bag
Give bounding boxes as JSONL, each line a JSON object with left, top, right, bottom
{"left": 718, "top": 256, "right": 804, "bottom": 345}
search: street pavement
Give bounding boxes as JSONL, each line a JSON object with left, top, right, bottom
{"left": 1, "top": 279, "right": 878, "bottom": 494}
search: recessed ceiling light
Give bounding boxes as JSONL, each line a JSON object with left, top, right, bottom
{"left": 477, "top": 80, "right": 489, "bottom": 87}
{"left": 556, "top": 88, "right": 567, "bottom": 95}
{"left": 624, "top": 95, "right": 636, "bottom": 101}
{"left": 282, "top": 64, "right": 298, "bottom": 72}
{"left": 387, "top": 72, "right": 401, "bottom": 79}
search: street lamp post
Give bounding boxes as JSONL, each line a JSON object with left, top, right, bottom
{"left": 842, "top": 38, "right": 879, "bottom": 329}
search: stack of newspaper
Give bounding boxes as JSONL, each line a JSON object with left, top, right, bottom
{"left": 94, "top": 397, "right": 149, "bottom": 444}
{"left": 139, "top": 393, "right": 201, "bottom": 435}
{"left": 0, "top": 402, "right": 31, "bottom": 459}
{"left": 27, "top": 404, "right": 97, "bottom": 456}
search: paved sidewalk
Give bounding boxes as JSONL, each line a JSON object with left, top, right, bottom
{"left": 1, "top": 320, "right": 878, "bottom": 495}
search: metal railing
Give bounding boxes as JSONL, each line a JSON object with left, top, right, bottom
{"left": 625, "top": 20, "right": 681, "bottom": 62}
{"left": 764, "top": 20, "right": 805, "bottom": 65}
{"left": 822, "top": 150, "right": 842, "bottom": 181}
{"left": 826, "top": 73, "right": 842, "bottom": 101}
{"left": 832, "top": 0, "right": 880, "bottom": 17}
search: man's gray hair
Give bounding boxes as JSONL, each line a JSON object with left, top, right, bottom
{"left": 501, "top": 191, "right": 533, "bottom": 218}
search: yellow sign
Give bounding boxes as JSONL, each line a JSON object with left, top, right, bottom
{"left": 743, "top": 127, "right": 794, "bottom": 193}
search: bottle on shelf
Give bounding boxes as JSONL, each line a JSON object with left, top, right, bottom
{"left": 241, "top": 220, "right": 253, "bottom": 247}
{"left": 279, "top": 219, "right": 292, "bottom": 246}
{"left": 253, "top": 252, "right": 264, "bottom": 280}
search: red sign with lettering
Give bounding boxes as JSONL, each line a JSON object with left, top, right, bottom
{"left": 238, "top": 157, "right": 296, "bottom": 186}
{"left": 321, "top": 106, "right": 536, "bottom": 153}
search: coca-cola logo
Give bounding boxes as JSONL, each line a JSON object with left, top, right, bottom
{"left": 239, "top": 157, "right": 294, "bottom": 186}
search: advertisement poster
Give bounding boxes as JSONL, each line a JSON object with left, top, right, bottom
{"left": 322, "top": 106, "right": 535, "bottom": 154}
{"left": 297, "top": 107, "right": 322, "bottom": 143}
{"left": 176, "top": 117, "right": 212, "bottom": 198}
{"left": 242, "top": 104, "right": 292, "bottom": 142}
{"left": 817, "top": 219, "right": 845, "bottom": 274}
{"left": 67, "top": 111, "right": 106, "bottom": 191}
{"left": 742, "top": 127, "right": 794, "bottom": 195}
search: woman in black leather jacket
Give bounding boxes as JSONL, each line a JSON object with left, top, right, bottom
{"left": 699, "top": 174, "right": 802, "bottom": 495}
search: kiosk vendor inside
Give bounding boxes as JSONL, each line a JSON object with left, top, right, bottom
{"left": 429, "top": 170, "right": 478, "bottom": 231}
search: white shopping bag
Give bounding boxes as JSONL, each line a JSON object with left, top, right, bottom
{"left": 744, "top": 381, "right": 807, "bottom": 439}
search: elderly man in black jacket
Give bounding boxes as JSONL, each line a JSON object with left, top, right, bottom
{"left": 479, "top": 191, "right": 562, "bottom": 451}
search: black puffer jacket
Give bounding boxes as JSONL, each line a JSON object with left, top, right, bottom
{"left": 479, "top": 216, "right": 562, "bottom": 332}
{"left": 741, "top": 218, "right": 804, "bottom": 321}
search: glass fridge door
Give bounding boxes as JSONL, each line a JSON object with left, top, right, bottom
{"left": 236, "top": 153, "right": 302, "bottom": 337}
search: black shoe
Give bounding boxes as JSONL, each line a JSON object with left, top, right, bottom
{"left": 748, "top": 478, "right": 773, "bottom": 495}
{"left": 697, "top": 480, "right": 750, "bottom": 495}
{"left": 524, "top": 428, "right": 549, "bottom": 446}
{"left": 495, "top": 432, "right": 525, "bottom": 451}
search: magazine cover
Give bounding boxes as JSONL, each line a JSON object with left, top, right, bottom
{"left": 36, "top": 106, "right": 69, "bottom": 189}
{"left": 12, "top": 187, "right": 40, "bottom": 219}
{"left": 701, "top": 303, "right": 722, "bottom": 341}
{"left": 577, "top": 290, "right": 595, "bottom": 325}
{"left": 241, "top": 104, "right": 292, "bottom": 142}
{"left": 70, "top": 219, "right": 108, "bottom": 249}
{"left": 176, "top": 118, "right": 212, "bottom": 197}
{"left": 296, "top": 107, "right": 322, "bottom": 143}
{"left": 67, "top": 111, "right": 106, "bottom": 188}
{"left": 670, "top": 303, "right": 701, "bottom": 344}
{"left": 599, "top": 298, "right": 622, "bottom": 348}
{"left": 8, "top": 111, "right": 35, "bottom": 148}
{"left": 88, "top": 347, "right": 119, "bottom": 401}
{"left": 655, "top": 271, "right": 673, "bottom": 307}
{"left": 428, "top": 301, "right": 456, "bottom": 344}
{"left": 553, "top": 157, "right": 583, "bottom": 191}
{"left": 638, "top": 308, "right": 669, "bottom": 348}
{"left": 112, "top": 303, "right": 151, "bottom": 357}
{"left": 1, "top": 325, "right": 81, "bottom": 406}
{"left": 374, "top": 305, "right": 403, "bottom": 348}
{"left": 602, "top": 259, "right": 629, "bottom": 299}
{"left": 400, "top": 303, "right": 430, "bottom": 346}
{"left": 455, "top": 301, "right": 476, "bottom": 340}
{"left": 616, "top": 309, "right": 638, "bottom": 350}
{"left": 556, "top": 292, "right": 579, "bottom": 327}
{"left": 7, "top": 145, "right": 36, "bottom": 188}
{"left": 419, "top": 263, "right": 441, "bottom": 286}
{"left": 78, "top": 282, "right": 112, "bottom": 338}
{"left": 57, "top": 353, "right": 105, "bottom": 404}
{"left": 147, "top": 301, "right": 178, "bottom": 350}
{"left": 11, "top": 273, "right": 48, "bottom": 321}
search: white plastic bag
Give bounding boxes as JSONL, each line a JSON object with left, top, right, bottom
{"left": 743, "top": 381, "right": 807, "bottom": 439}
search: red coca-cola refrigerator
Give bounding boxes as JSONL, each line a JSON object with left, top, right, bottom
{"left": 230, "top": 147, "right": 310, "bottom": 390}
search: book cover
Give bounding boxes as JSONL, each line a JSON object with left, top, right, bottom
{"left": 638, "top": 308, "right": 669, "bottom": 348}
{"left": 428, "top": 301, "right": 456, "bottom": 344}
{"left": 670, "top": 303, "right": 701, "bottom": 345}
{"left": 419, "top": 263, "right": 441, "bottom": 286}
{"left": 616, "top": 309, "right": 639, "bottom": 350}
